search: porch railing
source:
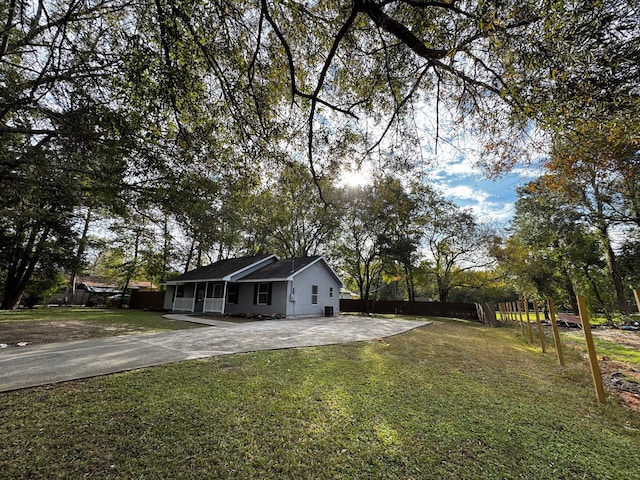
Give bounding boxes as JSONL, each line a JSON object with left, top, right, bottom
{"left": 204, "top": 298, "right": 223, "bottom": 313}
{"left": 173, "top": 297, "right": 194, "bottom": 311}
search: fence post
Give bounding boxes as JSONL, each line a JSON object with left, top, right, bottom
{"left": 517, "top": 299, "right": 526, "bottom": 337}
{"left": 547, "top": 298, "right": 565, "bottom": 368}
{"left": 533, "top": 300, "right": 546, "bottom": 353}
{"left": 525, "top": 300, "right": 534, "bottom": 343}
{"left": 577, "top": 295, "right": 606, "bottom": 403}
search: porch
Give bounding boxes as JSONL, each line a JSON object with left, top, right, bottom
{"left": 170, "top": 282, "right": 228, "bottom": 314}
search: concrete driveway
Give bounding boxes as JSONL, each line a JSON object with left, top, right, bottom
{"left": 0, "top": 315, "right": 429, "bottom": 393}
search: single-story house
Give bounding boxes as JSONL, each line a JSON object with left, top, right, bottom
{"left": 163, "top": 254, "right": 343, "bottom": 317}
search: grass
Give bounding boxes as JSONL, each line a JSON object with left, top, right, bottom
{"left": 562, "top": 334, "right": 640, "bottom": 366}
{"left": 0, "top": 306, "right": 175, "bottom": 326}
{"left": 1, "top": 317, "right": 639, "bottom": 479}
{"left": 0, "top": 307, "right": 202, "bottom": 343}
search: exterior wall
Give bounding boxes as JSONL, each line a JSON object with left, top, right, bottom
{"left": 225, "top": 282, "right": 288, "bottom": 316}
{"left": 163, "top": 285, "right": 175, "bottom": 310}
{"left": 286, "top": 262, "right": 341, "bottom": 316}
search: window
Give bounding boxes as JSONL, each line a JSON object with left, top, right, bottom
{"left": 253, "top": 283, "right": 272, "bottom": 305}
{"left": 329, "top": 287, "right": 334, "bottom": 298}
{"left": 176, "top": 285, "right": 185, "bottom": 298}
{"left": 206, "top": 283, "right": 224, "bottom": 299}
{"left": 311, "top": 285, "right": 318, "bottom": 305}
{"left": 257, "top": 283, "right": 269, "bottom": 305}
{"left": 227, "top": 283, "right": 238, "bottom": 304}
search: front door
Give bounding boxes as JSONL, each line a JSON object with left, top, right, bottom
{"left": 194, "top": 282, "right": 206, "bottom": 313}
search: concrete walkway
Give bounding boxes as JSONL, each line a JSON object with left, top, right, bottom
{"left": 0, "top": 315, "right": 429, "bottom": 393}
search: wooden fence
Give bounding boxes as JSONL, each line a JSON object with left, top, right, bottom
{"left": 129, "top": 291, "right": 165, "bottom": 310}
{"left": 340, "top": 299, "right": 480, "bottom": 321}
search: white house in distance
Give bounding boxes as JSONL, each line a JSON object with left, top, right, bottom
{"left": 163, "top": 254, "right": 343, "bottom": 317}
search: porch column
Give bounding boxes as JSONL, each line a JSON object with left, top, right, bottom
{"left": 221, "top": 282, "right": 228, "bottom": 314}
{"left": 203, "top": 282, "right": 210, "bottom": 312}
{"left": 191, "top": 283, "right": 197, "bottom": 312}
{"left": 172, "top": 284, "right": 179, "bottom": 311}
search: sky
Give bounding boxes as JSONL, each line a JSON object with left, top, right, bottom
{"left": 427, "top": 149, "right": 543, "bottom": 229}
{"left": 341, "top": 133, "right": 545, "bottom": 230}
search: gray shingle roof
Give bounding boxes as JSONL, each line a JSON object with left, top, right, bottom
{"left": 167, "top": 255, "right": 276, "bottom": 282}
{"left": 240, "top": 256, "right": 322, "bottom": 281}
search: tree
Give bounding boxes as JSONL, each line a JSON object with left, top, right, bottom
{"left": 420, "top": 195, "right": 496, "bottom": 302}
{"left": 544, "top": 125, "right": 639, "bottom": 313}
{"left": 4, "top": 0, "right": 638, "bottom": 307}
{"left": 336, "top": 184, "right": 386, "bottom": 311}
{"left": 245, "top": 161, "right": 340, "bottom": 258}
{"left": 0, "top": 1, "right": 145, "bottom": 308}
{"left": 376, "top": 178, "right": 429, "bottom": 302}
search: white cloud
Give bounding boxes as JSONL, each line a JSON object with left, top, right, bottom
{"left": 438, "top": 184, "right": 490, "bottom": 202}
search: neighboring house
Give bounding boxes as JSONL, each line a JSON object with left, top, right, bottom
{"left": 163, "top": 254, "right": 343, "bottom": 317}
{"left": 46, "top": 275, "right": 155, "bottom": 306}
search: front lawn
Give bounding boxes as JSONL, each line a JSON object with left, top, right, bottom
{"left": 1, "top": 318, "right": 639, "bottom": 479}
{"left": 0, "top": 307, "right": 203, "bottom": 346}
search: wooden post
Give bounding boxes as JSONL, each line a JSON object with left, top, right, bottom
{"left": 633, "top": 289, "right": 640, "bottom": 313}
{"left": 525, "top": 300, "right": 534, "bottom": 343}
{"left": 577, "top": 295, "right": 606, "bottom": 404}
{"left": 533, "top": 300, "right": 546, "bottom": 353}
{"left": 517, "top": 299, "right": 526, "bottom": 337}
{"left": 547, "top": 298, "right": 565, "bottom": 367}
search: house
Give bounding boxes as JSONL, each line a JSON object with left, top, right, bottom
{"left": 46, "top": 275, "right": 155, "bottom": 307}
{"left": 163, "top": 254, "right": 343, "bottom": 317}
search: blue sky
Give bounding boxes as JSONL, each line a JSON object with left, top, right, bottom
{"left": 427, "top": 151, "right": 543, "bottom": 229}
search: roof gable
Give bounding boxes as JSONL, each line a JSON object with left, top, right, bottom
{"left": 166, "top": 254, "right": 277, "bottom": 283}
{"left": 240, "top": 256, "right": 343, "bottom": 285}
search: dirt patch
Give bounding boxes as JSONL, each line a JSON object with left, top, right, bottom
{"left": 0, "top": 320, "right": 146, "bottom": 347}
{"left": 565, "top": 327, "right": 640, "bottom": 410}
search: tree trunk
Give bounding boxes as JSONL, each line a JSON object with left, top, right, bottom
{"left": 583, "top": 266, "right": 613, "bottom": 324}
{"left": 1, "top": 226, "right": 51, "bottom": 310}
{"left": 437, "top": 276, "right": 449, "bottom": 302}
{"left": 596, "top": 223, "right": 628, "bottom": 314}
{"left": 183, "top": 239, "right": 196, "bottom": 273}
{"left": 119, "top": 229, "right": 141, "bottom": 308}
{"left": 67, "top": 208, "right": 92, "bottom": 305}
{"left": 561, "top": 267, "right": 579, "bottom": 315}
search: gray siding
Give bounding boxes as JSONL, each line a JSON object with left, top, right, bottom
{"left": 286, "top": 261, "right": 341, "bottom": 316}
{"left": 225, "top": 282, "right": 288, "bottom": 316}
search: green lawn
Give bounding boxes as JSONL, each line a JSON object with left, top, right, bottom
{"left": 1, "top": 317, "right": 639, "bottom": 479}
{"left": 0, "top": 306, "right": 183, "bottom": 327}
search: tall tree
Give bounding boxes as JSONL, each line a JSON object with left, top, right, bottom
{"left": 420, "top": 195, "right": 496, "bottom": 302}
{"left": 545, "top": 124, "right": 639, "bottom": 313}
{"left": 246, "top": 161, "right": 339, "bottom": 258}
